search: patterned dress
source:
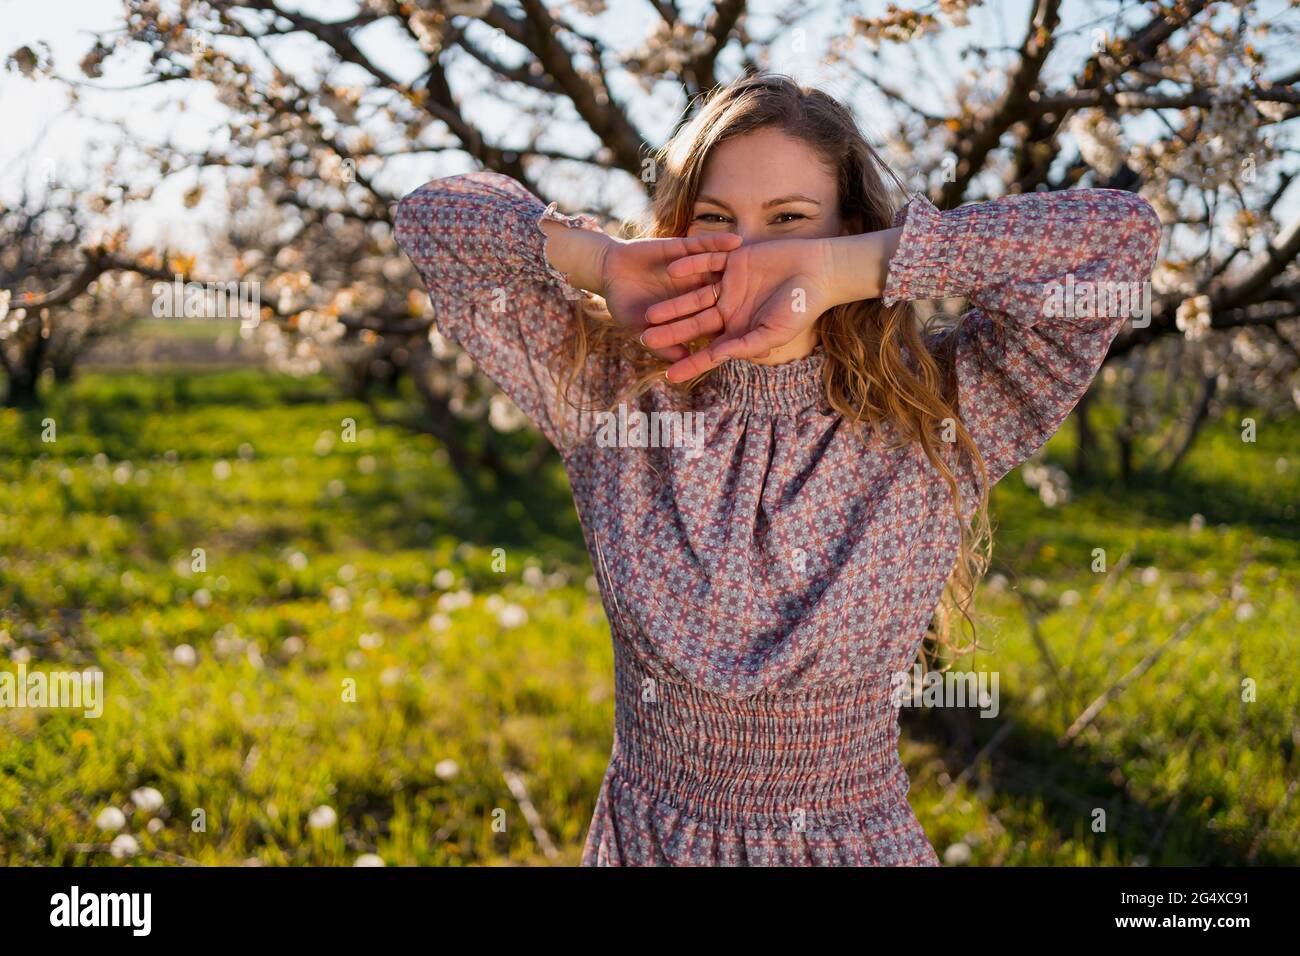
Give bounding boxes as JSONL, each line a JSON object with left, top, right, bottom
{"left": 394, "top": 171, "right": 1162, "bottom": 866}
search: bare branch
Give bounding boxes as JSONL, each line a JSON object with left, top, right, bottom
{"left": 940, "top": 0, "right": 1062, "bottom": 207}
{"left": 1030, "top": 85, "right": 1300, "bottom": 114}
{"left": 516, "top": 0, "right": 648, "bottom": 176}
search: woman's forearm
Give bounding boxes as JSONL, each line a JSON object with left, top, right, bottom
{"left": 821, "top": 227, "right": 904, "bottom": 307}
{"left": 539, "top": 214, "right": 614, "bottom": 296}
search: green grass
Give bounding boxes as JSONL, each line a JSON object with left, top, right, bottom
{"left": 0, "top": 368, "right": 1296, "bottom": 865}
{"left": 128, "top": 318, "right": 234, "bottom": 342}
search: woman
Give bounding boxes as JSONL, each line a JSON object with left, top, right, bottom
{"left": 394, "top": 74, "right": 1161, "bottom": 866}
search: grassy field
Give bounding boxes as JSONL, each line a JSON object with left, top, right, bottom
{"left": 1, "top": 367, "right": 1296, "bottom": 866}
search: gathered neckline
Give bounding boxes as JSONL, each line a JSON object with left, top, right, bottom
{"left": 697, "top": 344, "right": 830, "bottom": 415}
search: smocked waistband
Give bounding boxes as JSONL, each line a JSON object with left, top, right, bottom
{"left": 608, "top": 655, "right": 908, "bottom": 831}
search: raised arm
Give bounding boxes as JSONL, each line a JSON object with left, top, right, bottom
{"left": 394, "top": 171, "right": 742, "bottom": 454}
{"left": 393, "top": 170, "right": 616, "bottom": 455}
{"left": 880, "top": 188, "right": 1163, "bottom": 485}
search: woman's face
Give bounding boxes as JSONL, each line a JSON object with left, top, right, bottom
{"left": 684, "top": 126, "right": 860, "bottom": 364}
{"left": 686, "top": 126, "right": 857, "bottom": 242}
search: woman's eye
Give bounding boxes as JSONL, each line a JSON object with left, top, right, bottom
{"left": 692, "top": 212, "right": 807, "bottom": 224}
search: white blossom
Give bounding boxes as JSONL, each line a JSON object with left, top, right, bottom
{"left": 307, "top": 805, "right": 338, "bottom": 830}
{"left": 109, "top": 834, "right": 140, "bottom": 859}
{"left": 130, "top": 787, "right": 165, "bottom": 814}
{"left": 1175, "top": 295, "right": 1212, "bottom": 342}
{"left": 96, "top": 806, "right": 127, "bottom": 832}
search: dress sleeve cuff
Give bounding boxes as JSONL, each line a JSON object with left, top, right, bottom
{"left": 881, "top": 192, "right": 953, "bottom": 307}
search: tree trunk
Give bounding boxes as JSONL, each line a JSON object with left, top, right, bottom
{"left": 4, "top": 315, "right": 49, "bottom": 407}
{"left": 1162, "top": 374, "right": 1218, "bottom": 478}
{"left": 50, "top": 355, "right": 79, "bottom": 385}
{"left": 4, "top": 369, "right": 40, "bottom": 407}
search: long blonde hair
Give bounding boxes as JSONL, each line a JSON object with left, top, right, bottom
{"left": 557, "top": 72, "right": 990, "bottom": 663}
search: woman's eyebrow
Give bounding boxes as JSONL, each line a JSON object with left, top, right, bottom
{"left": 695, "top": 193, "right": 823, "bottom": 209}
{"left": 763, "top": 193, "right": 823, "bottom": 208}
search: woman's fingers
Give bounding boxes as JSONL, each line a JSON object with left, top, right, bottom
{"left": 663, "top": 347, "right": 724, "bottom": 384}
{"left": 665, "top": 249, "right": 730, "bottom": 279}
{"left": 645, "top": 281, "right": 722, "bottom": 325}
{"left": 675, "top": 233, "right": 742, "bottom": 257}
{"left": 646, "top": 342, "right": 689, "bottom": 361}
{"left": 640, "top": 308, "right": 723, "bottom": 349}
{"left": 670, "top": 269, "right": 725, "bottom": 297}
{"left": 708, "top": 323, "right": 788, "bottom": 362}
{"left": 662, "top": 311, "right": 793, "bottom": 382}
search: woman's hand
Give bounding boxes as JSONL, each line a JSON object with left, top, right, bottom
{"left": 640, "top": 227, "right": 904, "bottom": 382}
{"left": 640, "top": 237, "right": 839, "bottom": 380}
{"left": 596, "top": 232, "right": 743, "bottom": 361}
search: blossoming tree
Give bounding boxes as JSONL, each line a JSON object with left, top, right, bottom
{"left": 4, "top": 0, "right": 1297, "bottom": 481}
